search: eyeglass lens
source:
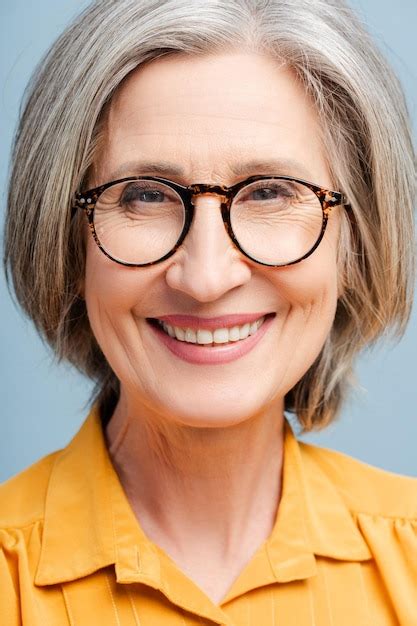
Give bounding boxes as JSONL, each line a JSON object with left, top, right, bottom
{"left": 92, "top": 178, "right": 324, "bottom": 266}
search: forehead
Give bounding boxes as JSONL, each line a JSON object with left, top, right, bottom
{"left": 98, "top": 51, "right": 330, "bottom": 185}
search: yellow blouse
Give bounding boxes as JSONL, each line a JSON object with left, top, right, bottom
{"left": 1, "top": 405, "right": 416, "bottom": 625}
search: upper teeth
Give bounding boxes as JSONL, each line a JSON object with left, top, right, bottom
{"left": 158, "top": 317, "right": 266, "bottom": 345}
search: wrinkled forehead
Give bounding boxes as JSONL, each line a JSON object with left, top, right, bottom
{"left": 96, "top": 51, "right": 330, "bottom": 186}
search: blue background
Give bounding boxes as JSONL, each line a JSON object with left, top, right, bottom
{"left": 1, "top": 0, "right": 416, "bottom": 482}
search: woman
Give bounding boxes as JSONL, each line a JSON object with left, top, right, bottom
{"left": 1, "top": 0, "right": 416, "bottom": 624}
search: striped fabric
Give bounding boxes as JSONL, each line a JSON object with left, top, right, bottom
{"left": 1, "top": 406, "right": 416, "bottom": 625}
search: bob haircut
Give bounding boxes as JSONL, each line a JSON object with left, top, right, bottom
{"left": 3, "top": 0, "right": 416, "bottom": 432}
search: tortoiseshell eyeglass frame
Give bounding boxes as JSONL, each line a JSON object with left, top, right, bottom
{"left": 72, "top": 174, "right": 349, "bottom": 268}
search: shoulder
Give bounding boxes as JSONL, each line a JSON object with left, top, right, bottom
{"left": 299, "top": 439, "right": 417, "bottom": 520}
{"left": 0, "top": 450, "right": 60, "bottom": 530}
{"left": 0, "top": 452, "right": 62, "bottom": 624}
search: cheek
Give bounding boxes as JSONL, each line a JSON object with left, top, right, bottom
{"left": 275, "top": 234, "right": 339, "bottom": 308}
{"left": 82, "top": 241, "right": 155, "bottom": 390}
{"left": 84, "top": 242, "right": 135, "bottom": 314}
{"left": 282, "top": 217, "right": 341, "bottom": 310}
{"left": 272, "top": 236, "right": 340, "bottom": 358}
{"left": 262, "top": 249, "right": 339, "bottom": 398}
{"left": 83, "top": 238, "right": 155, "bottom": 367}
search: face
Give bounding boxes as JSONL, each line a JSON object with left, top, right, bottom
{"left": 83, "top": 51, "right": 342, "bottom": 427}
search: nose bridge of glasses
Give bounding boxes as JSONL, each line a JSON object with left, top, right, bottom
{"left": 188, "top": 183, "right": 230, "bottom": 207}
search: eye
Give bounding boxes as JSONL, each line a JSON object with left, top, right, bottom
{"left": 250, "top": 183, "right": 294, "bottom": 201}
{"left": 121, "top": 184, "right": 166, "bottom": 204}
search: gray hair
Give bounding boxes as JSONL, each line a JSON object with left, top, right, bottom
{"left": 4, "top": 0, "right": 415, "bottom": 431}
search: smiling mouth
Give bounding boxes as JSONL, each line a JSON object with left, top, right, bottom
{"left": 146, "top": 313, "right": 275, "bottom": 347}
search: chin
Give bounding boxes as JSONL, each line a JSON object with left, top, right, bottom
{"left": 152, "top": 384, "right": 279, "bottom": 429}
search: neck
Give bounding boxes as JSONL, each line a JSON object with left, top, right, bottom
{"left": 106, "top": 392, "right": 285, "bottom": 565}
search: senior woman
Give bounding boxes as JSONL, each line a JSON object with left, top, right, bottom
{"left": 1, "top": 0, "right": 417, "bottom": 624}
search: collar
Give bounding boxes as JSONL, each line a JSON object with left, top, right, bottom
{"left": 35, "top": 405, "right": 371, "bottom": 611}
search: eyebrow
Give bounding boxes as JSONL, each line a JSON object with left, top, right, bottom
{"left": 106, "top": 158, "right": 313, "bottom": 183}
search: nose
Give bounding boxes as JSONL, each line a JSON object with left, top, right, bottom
{"left": 165, "top": 193, "right": 252, "bottom": 302}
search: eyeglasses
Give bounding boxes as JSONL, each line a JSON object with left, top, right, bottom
{"left": 72, "top": 175, "right": 348, "bottom": 267}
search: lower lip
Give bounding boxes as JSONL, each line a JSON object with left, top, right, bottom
{"left": 147, "top": 315, "right": 275, "bottom": 365}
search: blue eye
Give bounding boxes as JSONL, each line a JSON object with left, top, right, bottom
{"left": 122, "top": 185, "right": 165, "bottom": 204}
{"left": 140, "top": 190, "right": 165, "bottom": 202}
{"left": 250, "top": 184, "right": 294, "bottom": 201}
{"left": 251, "top": 188, "right": 277, "bottom": 201}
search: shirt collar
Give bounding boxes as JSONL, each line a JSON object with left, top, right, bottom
{"left": 35, "top": 405, "right": 371, "bottom": 594}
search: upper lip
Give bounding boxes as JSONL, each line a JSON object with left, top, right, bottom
{"left": 152, "top": 312, "right": 274, "bottom": 330}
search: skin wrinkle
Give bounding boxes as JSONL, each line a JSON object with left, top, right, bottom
{"left": 262, "top": 303, "right": 294, "bottom": 403}
{"left": 91, "top": 296, "right": 145, "bottom": 410}
{"left": 275, "top": 302, "right": 316, "bottom": 401}
{"left": 84, "top": 51, "right": 343, "bottom": 604}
